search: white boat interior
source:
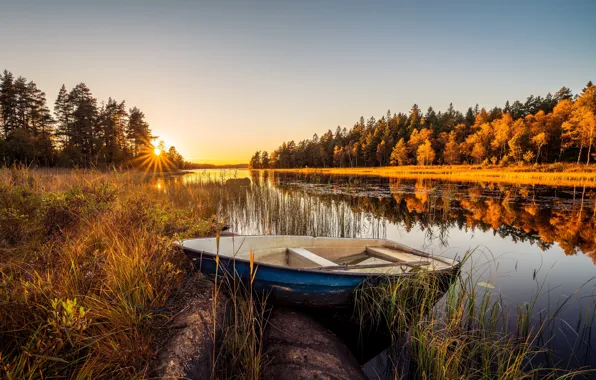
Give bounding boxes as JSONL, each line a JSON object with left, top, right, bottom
{"left": 182, "top": 236, "right": 457, "bottom": 274}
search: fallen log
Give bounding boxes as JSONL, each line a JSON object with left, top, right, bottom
{"left": 150, "top": 271, "right": 227, "bottom": 379}
{"left": 263, "top": 308, "right": 367, "bottom": 380}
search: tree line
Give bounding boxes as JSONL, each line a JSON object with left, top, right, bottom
{"left": 0, "top": 69, "right": 185, "bottom": 168}
{"left": 250, "top": 81, "right": 596, "bottom": 168}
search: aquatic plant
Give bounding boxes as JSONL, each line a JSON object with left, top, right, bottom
{"left": 353, "top": 252, "right": 595, "bottom": 379}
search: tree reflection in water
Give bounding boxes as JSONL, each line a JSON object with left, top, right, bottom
{"left": 251, "top": 171, "right": 596, "bottom": 263}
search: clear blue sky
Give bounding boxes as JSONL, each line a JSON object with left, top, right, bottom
{"left": 1, "top": 0, "right": 594, "bottom": 163}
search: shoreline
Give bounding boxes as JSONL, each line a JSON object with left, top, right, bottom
{"left": 264, "top": 164, "right": 596, "bottom": 187}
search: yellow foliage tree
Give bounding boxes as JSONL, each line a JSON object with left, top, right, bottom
{"left": 491, "top": 113, "right": 513, "bottom": 159}
{"left": 443, "top": 131, "right": 460, "bottom": 164}
{"left": 390, "top": 138, "right": 408, "bottom": 166}
{"left": 562, "top": 87, "right": 596, "bottom": 164}
{"left": 407, "top": 128, "right": 433, "bottom": 157}
{"left": 531, "top": 132, "right": 547, "bottom": 163}
{"left": 416, "top": 139, "right": 436, "bottom": 166}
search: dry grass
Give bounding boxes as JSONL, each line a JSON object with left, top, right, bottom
{"left": 0, "top": 167, "right": 220, "bottom": 379}
{"left": 271, "top": 163, "right": 596, "bottom": 187}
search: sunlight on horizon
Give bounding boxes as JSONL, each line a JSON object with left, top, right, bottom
{"left": 132, "top": 139, "right": 176, "bottom": 174}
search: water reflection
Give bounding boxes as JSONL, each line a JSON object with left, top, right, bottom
{"left": 255, "top": 172, "right": 596, "bottom": 263}
{"left": 157, "top": 169, "right": 596, "bottom": 373}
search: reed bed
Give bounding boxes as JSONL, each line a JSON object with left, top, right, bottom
{"left": 354, "top": 253, "right": 595, "bottom": 379}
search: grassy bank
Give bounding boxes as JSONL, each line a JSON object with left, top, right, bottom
{"left": 271, "top": 163, "right": 596, "bottom": 186}
{"left": 0, "top": 168, "right": 221, "bottom": 378}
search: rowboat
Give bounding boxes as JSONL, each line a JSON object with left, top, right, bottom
{"left": 181, "top": 235, "right": 460, "bottom": 307}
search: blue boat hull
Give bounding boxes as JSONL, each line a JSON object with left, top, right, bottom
{"left": 184, "top": 247, "right": 460, "bottom": 307}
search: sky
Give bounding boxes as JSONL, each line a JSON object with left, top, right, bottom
{"left": 1, "top": 0, "right": 595, "bottom": 164}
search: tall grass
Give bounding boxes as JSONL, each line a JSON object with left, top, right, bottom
{"left": 211, "top": 247, "right": 269, "bottom": 380}
{"left": 0, "top": 168, "right": 220, "bottom": 378}
{"left": 354, "top": 253, "right": 595, "bottom": 379}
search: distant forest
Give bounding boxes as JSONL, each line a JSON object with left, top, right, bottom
{"left": 184, "top": 163, "right": 249, "bottom": 169}
{"left": 250, "top": 82, "right": 596, "bottom": 169}
{"left": 0, "top": 69, "right": 185, "bottom": 168}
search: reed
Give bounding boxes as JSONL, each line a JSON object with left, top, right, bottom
{"left": 353, "top": 253, "right": 595, "bottom": 379}
{"left": 211, "top": 248, "right": 269, "bottom": 380}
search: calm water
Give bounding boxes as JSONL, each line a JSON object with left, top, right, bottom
{"left": 166, "top": 169, "right": 596, "bottom": 375}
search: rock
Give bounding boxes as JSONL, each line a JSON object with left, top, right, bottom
{"left": 150, "top": 271, "right": 227, "bottom": 379}
{"left": 263, "top": 308, "right": 367, "bottom": 380}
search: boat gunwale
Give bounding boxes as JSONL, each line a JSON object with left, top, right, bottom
{"left": 180, "top": 235, "right": 461, "bottom": 279}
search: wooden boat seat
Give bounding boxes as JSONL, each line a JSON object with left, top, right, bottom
{"left": 287, "top": 248, "right": 338, "bottom": 268}
{"left": 366, "top": 246, "right": 427, "bottom": 265}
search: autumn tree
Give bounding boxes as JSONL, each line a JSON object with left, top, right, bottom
{"left": 531, "top": 132, "right": 547, "bottom": 163}
{"left": 491, "top": 113, "right": 513, "bottom": 159}
{"left": 508, "top": 119, "right": 529, "bottom": 163}
{"left": 443, "top": 131, "right": 460, "bottom": 164}
{"left": 390, "top": 138, "right": 408, "bottom": 166}
{"left": 571, "top": 86, "right": 596, "bottom": 164}
{"left": 416, "top": 140, "right": 436, "bottom": 166}
{"left": 407, "top": 128, "right": 433, "bottom": 158}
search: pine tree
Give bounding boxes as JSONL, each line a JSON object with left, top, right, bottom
{"left": 126, "top": 107, "right": 152, "bottom": 157}
{"left": 249, "top": 151, "right": 261, "bottom": 169}
{"left": 98, "top": 98, "right": 128, "bottom": 164}
{"left": 68, "top": 83, "right": 99, "bottom": 165}
{"left": 261, "top": 151, "right": 270, "bottom": 169}
{"left": 503, "top": 101, "right": 511, "bottom": 115}
{"left": 54, "top": 84, "right": 72, "bottom": 146}
{"left": 554, "top": 87, "right": 573, "bottom": 102}
{"left": 406, "top": 104, "right": 422, "bottom": 134}
{"left": 0, "top": 70, "right": 17, "bottom": 137}
{"left": 465, "top": 107, "right": 475, "bottom": 126}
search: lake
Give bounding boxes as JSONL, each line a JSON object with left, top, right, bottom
{"left": 163, "top": 169, "right": 596, "bottom": 376}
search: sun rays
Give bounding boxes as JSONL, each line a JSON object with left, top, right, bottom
{"left": 134, "top": 138, "right": 176, "bottom": 176}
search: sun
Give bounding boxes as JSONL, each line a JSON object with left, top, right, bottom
{"left": 133, "top": 138, "right": 175, "bottom": 175}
